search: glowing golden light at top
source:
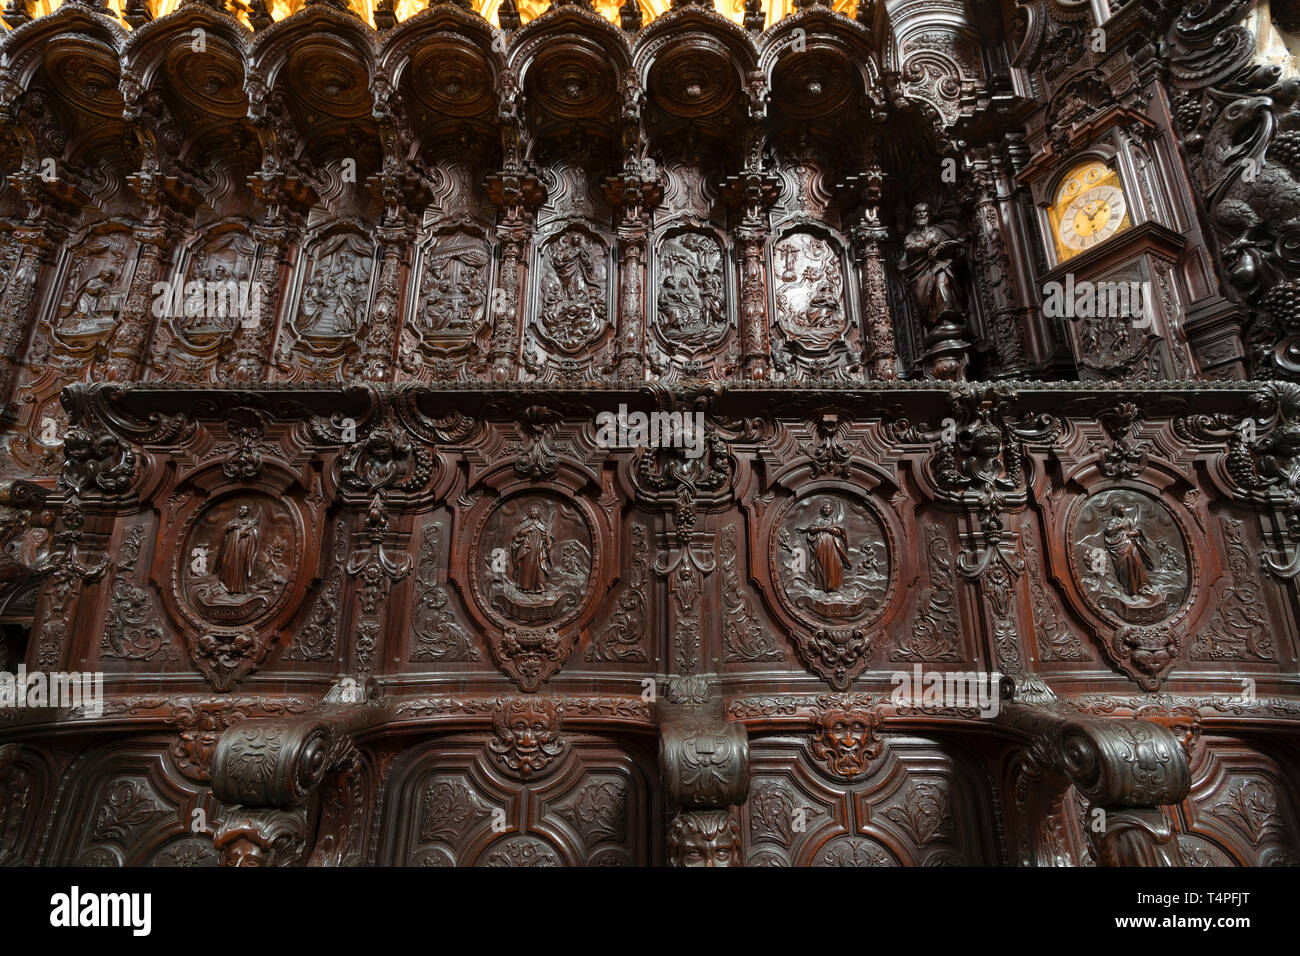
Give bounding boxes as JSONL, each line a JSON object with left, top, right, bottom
{"left": 2, "top": 0, "right": 862, "bottom": 33}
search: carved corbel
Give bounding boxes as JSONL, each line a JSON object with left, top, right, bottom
{"left": 1003, "top": 692, "right": 1190, "bottom": 867}
{"left": 658, "top": 676, "right": 749, "bottom": 867}
{"left": 210, "top": 702, "right": 384, "bottom": 866}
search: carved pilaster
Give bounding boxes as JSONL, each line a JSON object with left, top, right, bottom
{"left": 614, "top": 230, "right": 647, "bottom": 378}
{"left": 968, "top": 151, "right": 1029, "bottom": 378}
{"left": 851, "top": 209, "right": 899, "bottom": 381}
{"left": 102, "top": 226, "right": 170, "bottom": 382}
{"left": 0, "top": 226, "right": 56, "bottom": 410}
{"left": 736, "top": 224, "right": 770, "bottom": 379}
{"left": 224, "top": 225, "right": 289, "bottom": 384}
{"left": 360, "top": 226, "right": 409, "bottom": 381}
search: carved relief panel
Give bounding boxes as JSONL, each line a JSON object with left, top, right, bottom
{"left": 399, "top": 225, "right": 494, "bottom": 381}
{"left": 1063, "top": 488, "right": 1196, "bottom": 689}
{"left": 649, "top": 228, "right": 735, "bottom": 377}
{"left": 6, "top": 227, "right": 136, "bottom": 475}
{"left": 277, "top": 226, "right": 377, "bottom": 379}
{"left": 750, "top": 482, "right": 904, "bottom": 689}
{"left": 769, "top": 229, "right": 860, "bottom": 380}
{"left": 149, "top": 226, "right": 259, "bottom": 383}
{"left": 454, "top": 483, "right": 612, "bottom": 691}
{"left": 39, "top": 228, "right": 133, "bottom": 375}
{"left": 379, "top": 728, "right": 660, "bottom": 867}
{"left": 522, "top": 159, "right": 617, "bottom": 381}
{"left": 152, "top": 465, "right": 323, "bottom": 691}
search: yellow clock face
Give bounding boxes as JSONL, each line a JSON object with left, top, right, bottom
{"left": 1048, "top": 161, "right": 1132, "bottom": 262}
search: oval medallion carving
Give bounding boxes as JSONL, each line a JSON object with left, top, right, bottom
{"left": 1069, "top": 489, "right": 1192, "bottom": 626}
{"left": 772, "top": 492, "right": 893, "bottom": 627}
{"left": 471, "top": 494, "right": 595, "bottom": 628}
{"left": 179, "top": 494, "right": 298, "bottom": 627}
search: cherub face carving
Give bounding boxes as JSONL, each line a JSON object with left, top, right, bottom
{"left": 667, "top": 810, "right": 742, "bottom": 868}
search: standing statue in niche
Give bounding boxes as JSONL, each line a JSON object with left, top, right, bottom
{"left": 214, "top": 504, "right": 261, "bottom": 595}
{"left": 511, "top": 507, "right": 554, "bottom": 594}
{"left": 799, "top": 501, "right": 851, "bottom": 593}
{"left": 899, "top": 203, "right": 971, "bottom": 380}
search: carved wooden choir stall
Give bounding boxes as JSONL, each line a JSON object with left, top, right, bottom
{"left": 0, "top": 0, "right": 1298, "bottom": 866}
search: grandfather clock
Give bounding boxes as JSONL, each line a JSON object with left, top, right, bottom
{"left": 1020, "top": 114, "right": 1196, "bottom": 380}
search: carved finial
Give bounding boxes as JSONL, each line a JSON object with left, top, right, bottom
{"left": 0, "top": 0, "right": 30, "bottom": 28}
{"left": 743, "top": 0, "right": 763, "bottom": 31}
{"left": 498, "top": 0, "right": 521, "bottom": 29}
{"left": 619, "top": 0, "right": 641, "bottom": 31}
{"left": 247, "top": 0, "right": 273, "bottom": 30}
{"left": 374, "top": 0, "right": 396, "bottom": 29}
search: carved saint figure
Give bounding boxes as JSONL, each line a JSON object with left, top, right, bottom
{"left": 538, "top": 230, "right": 606, "bottom": 352}
{"left": 59, "top": 268, "right": 117, "bottom": 335}
{"left": 1102, "top": 502, "right": 1155, "bottom": 596}
{"left": 300, "top": 250, "right": 368, "bottom": 338}
{"left": 898, "top": 203, "right": 965, "bottom": 328}
{"left": 214, "top": 504, "right": 260, "bottom": 595}
{"left": 656, "top": 233, "right": 726, "bottom": 351}
{"left": 799, "top": 501, "right": 851, "bottom": 593}
{"left": 510, "top": 507, "right": 553, "bottom": 594}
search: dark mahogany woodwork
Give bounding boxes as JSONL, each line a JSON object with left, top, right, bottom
{"left": 0, "top": 0, "right": 1298, "bottom": 867}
